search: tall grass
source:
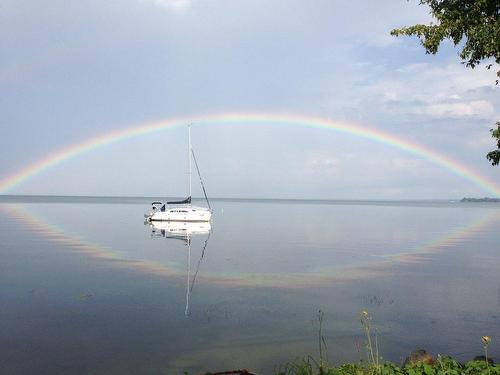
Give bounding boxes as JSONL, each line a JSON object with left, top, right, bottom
{"left": 274, "top": 311, "right": 498, "bottom": 375}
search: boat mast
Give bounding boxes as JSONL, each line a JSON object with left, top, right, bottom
{"left": 188, "top": 125, "right": 192, "bottom": 201}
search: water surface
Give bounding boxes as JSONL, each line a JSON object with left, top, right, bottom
{"left": 1, "top": 196, "right": 499, "bottom": 374}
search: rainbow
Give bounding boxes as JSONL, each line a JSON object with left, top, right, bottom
{"left": 0, "top": 112, "right": 499, "bottom": 196}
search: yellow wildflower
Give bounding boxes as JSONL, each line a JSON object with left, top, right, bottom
{"left": 482, "top": 336, "right": 491, "bottom": 346}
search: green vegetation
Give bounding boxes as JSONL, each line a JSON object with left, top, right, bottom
{"left": 199, "top": 311, "right": 497, "bottom": 375}
{"left": 390, "top": 0, "right": 500, "bottom": 165}
{"left": 487, "top": 122, "right": 500, "bottom": 166}
{"left": 274, "top": 311, "right": 497, "bottom": 375}
{"left": 275, "top": 357, "right": 500, "bottom": 375}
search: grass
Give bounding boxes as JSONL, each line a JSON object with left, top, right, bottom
{"left": 275, "top": 356, "right": 500, "bottom": 375}
{"left": 273, "top": 311, "right": 498, "bottom": 375}
{"left": 197, "top": 311, "right": 497, "bottom": 375}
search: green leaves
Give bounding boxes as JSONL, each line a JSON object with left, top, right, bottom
{"left": 391, "top": 0, "right": 500, "bottom": 165}
{"left": 391, "top": 0, "right": 499, "bottom": 73}
{"left": 486, "top": 122, "right": 500, "bottom": 166}
{"left": 275, "top": 360, "right": 500, "bottom": 375}
{"left": 464, "top": 359, "right": 500, "bottom": 374}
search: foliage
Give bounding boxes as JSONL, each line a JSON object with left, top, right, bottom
{"left": 390, "top": 0, "right": 499, "bottom": 79}
{"left": 390, "top": 0, "right": 500, "bottom": 165}
{"left": 275, "top": 358, "right": 500, "bottom": 375}
{"left": 486, "top": 122, "right": 500, "bottom": 165}
{"left": 275, "top": 311, "right": 498, "bottom": 375}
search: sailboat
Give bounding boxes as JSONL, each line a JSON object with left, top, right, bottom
{"left": 145, "top": 126, "right": 212, "bottom": 222}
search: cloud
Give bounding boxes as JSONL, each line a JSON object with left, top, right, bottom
{"left": 306, "top": 155, "right": 341, "bottom": 173}
{"left": 364, "top": 62, "right": 498, "bottom": 121}
{"left": 144, "top": 0, "right": 192, "bottom": 13}
{"left": 423, "top": 100, "right": 494, "bottom": 119}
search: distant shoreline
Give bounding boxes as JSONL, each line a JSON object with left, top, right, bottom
{"left": 1, "top": 194, "right": 499, "bottom": 205}
{"left": 0, "top": 194, "right": 465, "bottom": 202}
{"left": 0, "top": 194, "right": 494, "bottom": 207}
{"left": 461, "top": 197, "right": 500, "bottom": 203}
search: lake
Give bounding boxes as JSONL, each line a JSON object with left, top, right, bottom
{"left": 1, "top": 196, "right": 499, "bottom": 374}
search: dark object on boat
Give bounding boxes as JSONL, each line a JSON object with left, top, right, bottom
{"left": 151, "top": 202, "right": 162, "bottom": 211}
{"left": 403, "top": 349, "right": 436, "bottom": 367}
{"left": 472, "top": 355, "right": 494, "bottom": 365}
{"left": 167, "top": 196, "right": 192, "bottom": 205}
{"left": 201, "top": 370, "right": 257, "bottom": 375}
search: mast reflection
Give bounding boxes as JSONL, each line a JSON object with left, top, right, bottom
{"left": 148, "top": 221, "right": 211, "bottom": 317}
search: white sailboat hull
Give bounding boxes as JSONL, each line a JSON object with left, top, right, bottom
{"left": 148, "top": 206, "right": 212, "bottom": 222}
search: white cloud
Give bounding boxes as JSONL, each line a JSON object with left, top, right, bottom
{"left": 391, "top": 157, "right": 424, "bottom": 171}
{"left": 423, "top": 100, "right": 494, "bottom": 119}
{"left": 365, "top": 62, "right": 498, "bottom": 121}
{"left": 144, "top": 0, "right": 192, "bottom": 13}
{"left": 307, "top": 156, "right": 341, "bottom": 170}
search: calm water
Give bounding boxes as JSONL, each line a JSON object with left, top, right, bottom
{"left": 1, "top": 196, "right": 499, "bottom": 374}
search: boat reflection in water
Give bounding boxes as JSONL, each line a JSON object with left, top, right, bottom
{"left": 148, "top": 220, "right": 211, "bottom": 317}
{"left": 149, "top": 220, "right": 211, "bottom": 239}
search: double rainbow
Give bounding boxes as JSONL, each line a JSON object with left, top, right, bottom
{"left": 0, "top": 112, "right": 499, "bottom": 196}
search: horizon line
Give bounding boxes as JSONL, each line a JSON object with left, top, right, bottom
{"left": 0, "top": 193, "right": 494, "bottom": 202}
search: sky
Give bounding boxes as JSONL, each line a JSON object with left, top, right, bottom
{"left": 0, "top": 0, "right": 498, "bottom": 199}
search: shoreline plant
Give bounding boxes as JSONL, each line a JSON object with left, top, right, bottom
{"left": 273, "top": 311, "right": 498, "bottom": 375}
{"left": 197, "top": 312, "right": 498, "bottom": 375}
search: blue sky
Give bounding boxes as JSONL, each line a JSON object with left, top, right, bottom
{"left": 1, "top": 0, "right": 498, "bottom": 199}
